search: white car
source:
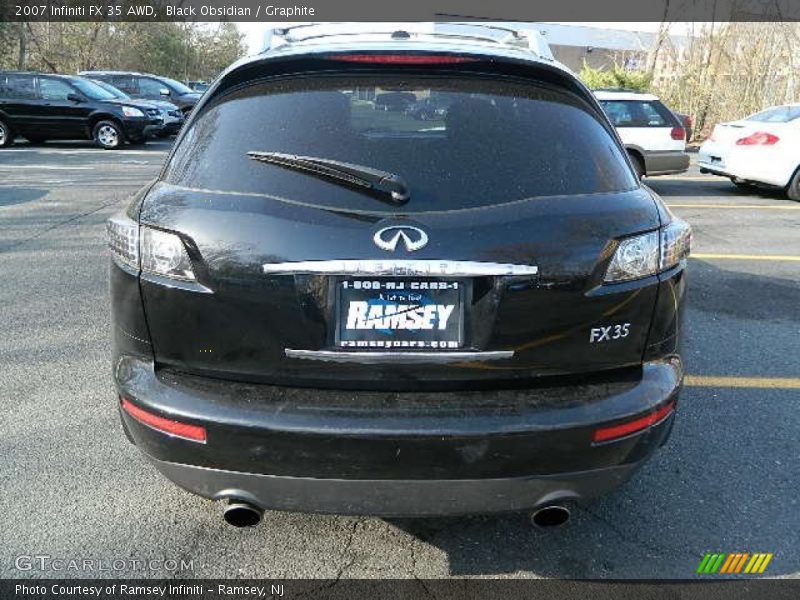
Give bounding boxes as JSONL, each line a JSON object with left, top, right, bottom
{"left": 595, "top": 90, "right": 690, "bottom": 178}
{"left": 698, "top": 104, "right": 800, "bottom": 200}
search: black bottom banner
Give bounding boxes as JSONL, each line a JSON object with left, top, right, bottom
{"left": 2, "top": 579, "right": 799, "bottom": 600}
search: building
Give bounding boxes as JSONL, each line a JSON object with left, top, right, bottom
{"left": 529, "top": 23, "right": 686, "bottom": 75}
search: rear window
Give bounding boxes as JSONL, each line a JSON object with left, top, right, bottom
{"left": 746, "top": 106, "right": 800, "bottom": 123}
{"left": 600, "top": 100, "right": 676, "bottom": 128}
{"left": 0, "top": 74, "right": 36, "bottom": 100}
{"left": 165, "top": 74, "right": 636, "bottom": 212}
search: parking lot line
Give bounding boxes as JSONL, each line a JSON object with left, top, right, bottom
{"left": 685, "top": 376, "right": 800, "bottom": 389}
{"left": 692, "top": 253, "right": 800, "bottom": 262}
{"left": 667, "top": 203, "right": 800, "bottom": 210}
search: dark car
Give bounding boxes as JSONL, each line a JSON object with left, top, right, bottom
{"left": 374, "top": 91, "right": 416, "bottom": 111}
{"left": 108, "top": 25, "right": 690, "bottom": 527}
{"left": 0, "top": 72, "right": 162, "bottom": 149}
{"left": 675, "top": 112, "right": 694, "bottom": 142}
{"left": 89, "top": 78, "right": 184, "bottom": 137}
{"left": 79, "top": 71, "right": 201, "bottom": 116}
{"left": 404, "top": 97, "right": 449, "bottom": 120}
{"left": 184, "top": 80, "right": 210, "bottom": 93}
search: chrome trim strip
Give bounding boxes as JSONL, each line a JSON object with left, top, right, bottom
{"left": 285, "top": 349, "right": 514, "bottom": 364}
{"left": 263, "top": 260, "right": 538, "bottom": 277}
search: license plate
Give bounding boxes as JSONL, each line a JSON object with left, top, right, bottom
{"left": 336, "top": 278, "right": 465, "bottom": 349}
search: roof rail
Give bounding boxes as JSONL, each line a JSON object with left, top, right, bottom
{"left": 262, "top": 23, "right": 554, "bottom": 61}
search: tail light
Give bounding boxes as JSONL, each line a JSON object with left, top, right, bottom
{"left": 735, "top": 132, "right": 779, "bottom": 146}
{"left": 604, "top": 219, "right": 692, "bottom": 283}
{"left": 327, "top": 54, "right": 478, "bottom": 64}
{"left": 107, "top": 214, "right": 139, "bottom": 270}
{"left": 107, "top": 212, "right": 196, "bottom": 281}
{"left": 121, "top": 397, "right": 207, "bottom": 443}
{"left": 592, "top": 400, "right": 676, "bottom": 443}
{"left": 670, "top": 126, "right": 686, "bottom": 140}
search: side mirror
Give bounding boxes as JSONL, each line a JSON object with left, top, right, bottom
{"left": 159, "top": 88, "right": 170, "bottom": 97}
{"left": 67, "top": 92, "right": 83, "bottom": 103}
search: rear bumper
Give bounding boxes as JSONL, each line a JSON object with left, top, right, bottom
{"left": 148, "top": 454, "right": 648, "bottom": 517}
{"left": 644, "top": 150, "right": 690, "bottom": 176}
{"left": 698, "top": 146, "right": 792, "bottom": 187}
{"left": 115, "top": 356, "right": 682, "bottom": 516}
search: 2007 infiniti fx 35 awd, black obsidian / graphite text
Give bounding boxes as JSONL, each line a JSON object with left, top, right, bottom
{"left": 108, "top": 24, "right": 690, "bottom": 527}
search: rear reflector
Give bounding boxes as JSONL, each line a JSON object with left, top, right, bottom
{"left": 670, "top": 126, "right": 686, "bottom": 140}
{"left": 121, "top": 397, "right": 206, "bottom": 443}
{"left": 735, "top": 132, "right": 780, "bottom": 146}
{"left": 328, "top": 54, "right": 478, "bottom": 64}
{"left": 592, "top": 400, "right": 676, "bottom": 444}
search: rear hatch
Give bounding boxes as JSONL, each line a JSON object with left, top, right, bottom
{"left": 702, "top": 117, "right": 788, "bottom": 166}
{"left": 709, "top": 120, "right": 760, "bottom": 147}
{"left": 711, "top": 112, "right": 796, "bottom": 146}
{"left": 139, "top": 56, "right": 662, "bottom": 389}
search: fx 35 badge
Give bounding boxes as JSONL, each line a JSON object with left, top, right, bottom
{"left": 590, "top": 323, "right": 631, "bottom": 343}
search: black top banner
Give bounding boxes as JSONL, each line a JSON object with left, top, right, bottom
{"left": 2, "top": 0, "right": 800, "bottom": 22}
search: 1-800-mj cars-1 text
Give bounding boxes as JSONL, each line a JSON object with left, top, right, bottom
{"left": 108, "top": 24, "right": 690, "bottom": 527}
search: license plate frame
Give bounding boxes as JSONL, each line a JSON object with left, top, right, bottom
{"left": 334, "top": 278, "right": 467, "bottom": 350}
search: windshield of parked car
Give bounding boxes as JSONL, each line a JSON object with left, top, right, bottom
{"left": 159, "top": 77, "right": 194, "bottom": 95}
{"left": 71, "top": 78, "right": 117, "bottom": 101}
{"left": 91, "top": 79, "right": 130, "bottom": 100}
{"left": 165, "top": 73, "right": 637, "bottom": 212}
{"left": 746, "top": 105, "right": 800, "bottom": 123}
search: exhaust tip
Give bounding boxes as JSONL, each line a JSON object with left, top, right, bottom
{"left": 223, "top": 501, "right": 263, "bottom": 528}
{"left": 530, "top": 504, "right": 571, "bottom": 529}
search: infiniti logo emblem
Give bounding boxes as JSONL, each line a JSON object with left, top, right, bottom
{"left": 373, "top": 226, "right": 429, "bottom": 253}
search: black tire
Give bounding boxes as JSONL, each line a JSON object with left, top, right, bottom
{"left": 786, "top": 168, "right": 800, "bottom": 202}
{"left": 0, "top": 118, "right": 14, "bottom": 148}
{"left": 628, "top": 151, "right": 645, "bottom": 179}
{"left": 92, "top": 120, "right": 123, "bottom": 150}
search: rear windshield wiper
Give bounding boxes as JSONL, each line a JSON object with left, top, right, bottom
{"left": 248, "top": 151, "right": 410, "bottom": 205}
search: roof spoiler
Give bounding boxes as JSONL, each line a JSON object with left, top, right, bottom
{"left": 262, "top": 23, "right": 554, "bottom": 61}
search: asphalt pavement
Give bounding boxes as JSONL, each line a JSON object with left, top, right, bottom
{"left": 0, "top": 141, "right": 797, "bottom": 579}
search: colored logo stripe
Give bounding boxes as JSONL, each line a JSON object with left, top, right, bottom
{"left": 697, "top": 553, "right": 725, "bottom": 573}
{"left": 698, "top": 553, "right": 773, "bottom": 575}
{"left": 745, "top": 553, "right": 773, "bottom": 574}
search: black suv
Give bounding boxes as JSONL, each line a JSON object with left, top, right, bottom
{"left": 108, "top": 25, "right": 690, "bottom": 527}
{"left": 0, "top": 72, "right": 162, "bottom": 149}
{"left": 80, "top": 71, "right": 201, "bottom": 115}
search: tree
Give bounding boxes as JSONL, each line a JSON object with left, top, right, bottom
{"left": 578, "top": 64, "right": 653, "bottom": 92}
{"left": 652, "top": 22, "right": 800, "bottom": 138}
{"left": 0, "top": 21, "right": 245, "bottom": 81}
